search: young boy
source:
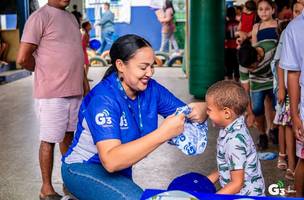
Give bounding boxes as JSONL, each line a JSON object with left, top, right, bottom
{"left": 238, "top": 39, "right": 277, "bottom": 150}
{"left": 206, "top": 80, "right": 265, "bottom": 196}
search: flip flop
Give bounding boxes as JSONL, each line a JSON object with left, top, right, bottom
{"left": 39, "top": 193, "right": 62, "bottom": 200}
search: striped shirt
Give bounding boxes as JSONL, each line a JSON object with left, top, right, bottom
{"left": 239, "top": 39, "right": 277, "bottom": 92}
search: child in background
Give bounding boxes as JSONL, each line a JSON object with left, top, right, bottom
{"left": 236, "top": 0, "right": 257, "bottom": 48}
{"left": 81, "top": 21, "right": 92, "bottom": 80}
{"left": 251, "top": 0, "right": 279, "bottom": 44}
{"left": 271, "top": 1, "right": 304, "bottom": 181}
{"left": 225, "top": 7, "right": 239, "bottom": 81}
{"left": 206, "top": 80, "right": 265, "bottom": 196}
{"left": 238, "top": 39, "right": 277, "bottom": 150}
{"left": 279, "top": 0, "right": 304, "bottom": 196}
{"left": 271, "top": 20, "right": 295, "bottom": 180}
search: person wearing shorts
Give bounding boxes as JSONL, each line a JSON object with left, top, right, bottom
{"left": 16, "top": 0, "right": 89, "bottom": 199}
{"left": 280, "top": 9, "right": 304, "bottom": 197}
{"left": 238, "top": 39, "right": 277, "bottom": 150}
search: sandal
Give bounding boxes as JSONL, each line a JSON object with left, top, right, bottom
{"left": 277, "top": 153, "right": 287, "bottom": 170}
{"left": 285, "top": 169, "right": 295, "bottom": 180}
{"left": 39, "top": 193, "right": 62, "bottom": 200}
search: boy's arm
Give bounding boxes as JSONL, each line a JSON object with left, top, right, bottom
{"left": 16, "top": 42, "right": 37, "bottom": 71}
{"left": 217, "top": 170, "right": 244, "bottom": 194}
{"left": 239, "top": 65, "right": 255, "bottom": 127}
{"left": 241, "top": 82, "right": 255, "bottom": 127}
{"left": 277, "top": 65, "right": 286, "bottom": 105}
{"left": 288, "top": 71, "right": 304, "bottom": 142}
{"left": 207, "top": 170, "right": 219, "bottom": 184}
{"left": 251, "top": 23, "right": 258, "bottom": 45}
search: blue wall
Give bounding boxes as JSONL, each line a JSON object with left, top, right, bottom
{"left": 86, "top": 6, "right": 162, "bottom": 50}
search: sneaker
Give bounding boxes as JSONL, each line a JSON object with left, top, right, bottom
{"left": 269, "top": 128, "right": 279, "bottom": 145}
{"left": 257, "top": 134, "right": 268, "bottom": 150}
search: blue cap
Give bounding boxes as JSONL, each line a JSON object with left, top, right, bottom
{"left": 168, "top": 172, "right": 216, "bottom": 194}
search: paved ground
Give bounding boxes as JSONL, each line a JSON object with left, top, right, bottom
{"left": 0, "top": 67, "right": 292, "bottom": 200}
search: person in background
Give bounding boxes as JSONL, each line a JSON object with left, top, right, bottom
{"left": 275, "top": 0, "right": 292, "bottom": 20}
{"left": 61, "top": 34, "right": 207, "bottom": 200}
{"left": 235, "top": 5, "right": 243, "bottom": 22}
{"left": 206, "top": 80, "right": 265, "bottom": 196}
{"left": 225, "top": 6, "right": 240, "bottom": 81}
{"left": 251, "top": 0, "right": 279, "bottom": 45}
{"left": 81, "top": 21, "right": 92, "bottom": 82}
{"left": 16, "top": 0, "right": 89, "bottom": 199}
{"left": 238, "top": 39, "right": 277, "bottom": 150}
{"left": 96, "top": 2, "right": 115, "bottom": 54}
{"left": 271, "top": 1, "right": 304, "bottom": 182}
{"left": 279, "top": 1, "right": 304, "bottom": 196}
{"left": 71, "top": 4, "right": 82, "bottom": 28}
{"left": 156, "top": 0, "right": 179, "bottom": 52}
{"left": 271, "top": 20, "right": 295, "bottom": 180}
{"left": 0, "top": 32, "right": 8, "bottom": 66}
{"left": 236, "top": 0, "right": 257, "bottom": 48}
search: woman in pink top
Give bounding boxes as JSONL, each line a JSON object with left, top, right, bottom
{"left": 156, "top": 0, "right": 179, "bottom": 52}
{"left": 81, "top": 21, "right": 91, "bottom": 77}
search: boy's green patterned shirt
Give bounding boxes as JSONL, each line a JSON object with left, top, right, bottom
{"left": 239, "top": 39, "right": 277, "bottom": 92}
{"left": 217, "top": 116, "right": 265, "bottom": 196}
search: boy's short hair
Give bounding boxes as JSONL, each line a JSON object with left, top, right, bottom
{"left": 237, "top": 40, "right": 258, "bottom": 68}
{"left": 206, "top": 80, "right": 249, "bottom": 116}
{"left": 245, "top": 0, "right": 257, "bottom": 11}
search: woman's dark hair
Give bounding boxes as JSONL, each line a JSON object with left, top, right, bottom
{"left": 164, "top": 0, "right": 175, "bottom": 14}
{"left": 226, "top": 6, "right": 236, "bottom": 20}
{"left": 245, "top": 0, "right": 257, "bottom": 12}
{"left": 81, "top": 21, "right": 90, "bottom": 30}
{"left": 257, "top": 0, "right": 275, "bottom": 8}
{"left": 102, "top": 34, "right": 152, "bottom": 80}
{"left": 237, "top": 40, "right": 258, "bottom": 68}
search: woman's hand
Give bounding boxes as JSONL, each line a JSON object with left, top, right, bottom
{"left": 187, "top": 102, "right": 208, "bottom": 123}
{"left": 159, "top": 114, "right": 185, "bottom": 140}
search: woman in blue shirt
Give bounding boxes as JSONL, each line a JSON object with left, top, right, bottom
{"left": 61, "top": 34, "right": 207, "bottom": 200}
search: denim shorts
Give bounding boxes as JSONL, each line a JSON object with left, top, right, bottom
{"left": 61, "top": 162, "right": 143, "bottom": 200}
{"left": 250, "top": 89, "right": 276, "bottom": 116}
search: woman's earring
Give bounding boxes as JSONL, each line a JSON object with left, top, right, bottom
{"left": 119, "top": 76, "right": 124, "bottom": 81}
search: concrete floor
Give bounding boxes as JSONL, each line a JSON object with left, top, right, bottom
{"left": 0, "top": 67, "right": 292, "bottom": 200}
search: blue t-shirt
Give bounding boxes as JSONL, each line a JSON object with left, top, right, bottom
{"left": 62, "top": 72, "right": 185, "bottom": 178}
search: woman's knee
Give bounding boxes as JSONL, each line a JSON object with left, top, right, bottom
{"left": 61, "top": 163, "right": 143, "bottom": 200}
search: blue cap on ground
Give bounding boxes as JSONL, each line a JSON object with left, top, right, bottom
{"left": 168, "top": 172, "right": 216, "bottom": 194}
{"left": 89, "top": 39, "right": 101, "bottom": 51}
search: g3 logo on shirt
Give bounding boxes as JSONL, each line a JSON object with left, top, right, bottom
{"left": 95, "top": 109, "right": 112, "bottom": 127}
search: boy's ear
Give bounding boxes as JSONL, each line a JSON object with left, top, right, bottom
{"left": 223, "top": 107, "right": 232, "bottom": 120}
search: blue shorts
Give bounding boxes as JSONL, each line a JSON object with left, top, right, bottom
{"left": 250, "top": 89, "right": 276, "bottom": 116}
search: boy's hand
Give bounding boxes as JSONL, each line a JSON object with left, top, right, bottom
{"left": 188, "top": 102, "right": 208, "bottom": 123}
{"left": 292, "top": 115, "right": 304, "bottom": 142}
